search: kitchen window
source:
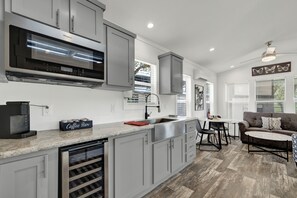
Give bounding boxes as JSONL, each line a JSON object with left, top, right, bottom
{"left": 205, "top": 82, "right": 214, "bottom": 115}
{"left": 127, "top": 60, "right": 157, "bottom": 104}
{"left": 255, "top": 79, "right": 285, "bottom": 113}
{"left": 176, "top": 75, "right": 191, "bottom": 117}
{"left": 294, "top": 77, "right": 297, "bottom": 113}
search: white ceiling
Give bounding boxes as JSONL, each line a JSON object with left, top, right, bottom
{"left": 100, "top": 0, "right": 297, "bottom": 73}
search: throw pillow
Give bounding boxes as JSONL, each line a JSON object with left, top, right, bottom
{"left": 261, "top": 117, "right": 271, "bottom": 129}
{"left": 270, "top": 117, "right": 282, "bottom": 130}
{"left": 261, "top": 117, "right": 282, "bottom": 130}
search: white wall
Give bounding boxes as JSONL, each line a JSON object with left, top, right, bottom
{"left": 217, "top": 55, "right": 297, "bottom": 119}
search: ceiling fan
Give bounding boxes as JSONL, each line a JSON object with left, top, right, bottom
{"left": 240, "top": 41, "right": 297, "bottom": 64}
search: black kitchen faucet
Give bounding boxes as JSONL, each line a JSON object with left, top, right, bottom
{"left": 145, "top": 93, "right": 161, "bottom": 119}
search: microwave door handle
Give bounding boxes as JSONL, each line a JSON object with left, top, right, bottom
{"left": 67, "top": 142, "right": 104, "bottom": 152}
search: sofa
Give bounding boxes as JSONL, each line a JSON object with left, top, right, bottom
{"left": 239, "top": 112, "right": 297, "bottom": 150}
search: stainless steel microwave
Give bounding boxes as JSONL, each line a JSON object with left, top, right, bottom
{"left": 2, "top": 13, "right": 106, "bottom": 87}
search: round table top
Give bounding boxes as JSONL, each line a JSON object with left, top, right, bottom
{"left": 245, "top": 131, "right": 292, "bottom": 142}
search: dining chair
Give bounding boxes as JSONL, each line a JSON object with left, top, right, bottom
{"left": 196, "top": 119, "right": 219, "bottom": 151}
{"left": 209, "top": 120, "right": 231, "bottom": 144}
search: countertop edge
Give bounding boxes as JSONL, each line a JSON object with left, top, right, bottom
{"left": 0, "top": 118, "right": 197, "bottom": 160}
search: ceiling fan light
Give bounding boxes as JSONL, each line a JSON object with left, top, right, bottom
{"left": 261, "top": 54, "right": 276, "bottom": 62}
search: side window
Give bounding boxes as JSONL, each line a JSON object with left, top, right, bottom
{"left": 127, "top": 60, "right": 157, "bottom": 104}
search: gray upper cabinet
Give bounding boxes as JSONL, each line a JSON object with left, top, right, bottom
{"left": 103, "top": 21, "right": 136, "bottom": 90}
{"left": 0, "top": 149, "right": 58, "bottom": 198}
{"left": 10, "top": 0, "right": 60, "bottom": 27}
{"left": 69, "top": 0, "right": 105, "bottom": 41}
{"left": 114, "top": 131, "right": 150, "bottom": 198}
{"left": 7, "top": 0, "right": 105, "bottom": 42}
{"left": 158, "top": 52, "right": 184, "bottom": 94}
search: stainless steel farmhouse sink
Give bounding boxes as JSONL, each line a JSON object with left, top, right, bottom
{"left": 146, "top": 118, "right": 177, "bottom": 124}
{"left": 146, "top": 118, "right": 185, "bottom": 142}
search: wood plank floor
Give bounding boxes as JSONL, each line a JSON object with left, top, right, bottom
{"left": 144, "top": 139, "right": 297, "bottom": 198}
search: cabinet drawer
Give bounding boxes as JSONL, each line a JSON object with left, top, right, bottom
{"left": 185, "top": 149, "right": 196, "bottom": 162}
{"left": 186, "top": 121, "right": 196, "bottom": 133}
{"left": 185, "top": 140, "right": 196, "bottom": 153}
{"left": 185, "top": 131, "right": 196, "bottom": 143}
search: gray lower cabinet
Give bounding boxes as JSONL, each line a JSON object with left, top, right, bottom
{"left": 70, "top": 0, "right": 104, "bottom": 41}
{"left": 185, "top": 121, "right": 197, "bottom": 162}
{"left": 152, "top": 139, "right": 171, "bottom": 184}
{"left": 153, "top": 135, "right": 184, "bottom": 184}
{"left": 0, "top": 149, "right": 58, "bottom": 198}
{"left": 10, "top": 0, "right": 60, "bottom": 27}
{"left": 103, "top": 21, "right": 136, "bottom": 90}
{"left": 171, "top": 135, "right": 185, "bottom": 172}
{"left": 114, "top": 131, "right": 150, "bottom": 198}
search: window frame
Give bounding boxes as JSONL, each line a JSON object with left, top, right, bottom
{"left": 176, "top": 74, "right": 191, "bottom": 117}
{"left": 293, "top": 77, "right": 297, "bottom": 113}
{"left": 255, "top": 78, "right": 286, "bottom": 113}
{"left": 205, "top": 82, "right": 214, "bottom": 115}
{"left": 225, "top": 83, "right": 249, "bottom": 119}
{"left": 124, "top": 59, "right": 157, "bottom": 108}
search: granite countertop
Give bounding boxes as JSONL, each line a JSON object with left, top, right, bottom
{"left": 0, "top": 117, "right": 197, "bottom": 160}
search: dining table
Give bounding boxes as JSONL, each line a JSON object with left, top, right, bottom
{"left": 200, "top": 118, "right": 233, "bottom": 150}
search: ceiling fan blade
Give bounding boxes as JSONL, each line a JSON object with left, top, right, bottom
{"left": 240, "top": 57, "right": 261, "bottom": 64}
{"left": 277, "top": 52, "right": 297, "bottom": 55}
{"left": 266, "top": 46, "right": 276, "bottom": 54}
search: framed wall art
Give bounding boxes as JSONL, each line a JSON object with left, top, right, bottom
{"left": 252, "top": 62, "right": 291, "bottom": 76}
{"left": 195, "top": 84, "right": 204, "bottom": 111}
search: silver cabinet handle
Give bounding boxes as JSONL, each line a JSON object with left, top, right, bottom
{"left": 44, "top": 155, "right": 48, "bottom": 178}
{"left": 56, "top": 9, "right": 60, "bottom": 28}
{"left": 172, "top": 140, "right": 175, "bottom": 149}
{"left": 71, "top": 16, "right": 75, "bottom": 32}
{"left": 130, "top": 76, "right": 134, "bottom": 85}
{"left": 145, "top": 133, "right": 148, "bottom": 144}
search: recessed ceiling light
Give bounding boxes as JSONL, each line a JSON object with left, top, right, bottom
{"left": 147, "top": 22, "right": 154, "bottom": 29}
{"left": 230, "top": 65, "right": 234, "bottom": 68}
{"left": 209, "top": 47, "right": 215, "bottom": 52}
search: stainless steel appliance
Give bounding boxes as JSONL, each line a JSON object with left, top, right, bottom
{"left": 2, "top": 13, "right": 106, "bottom": 87}
{"left": 0, "top": 101, "right": 37, "bottom": 139}
{"left": 59, "top": 139, "right": 108, "bottom": 198}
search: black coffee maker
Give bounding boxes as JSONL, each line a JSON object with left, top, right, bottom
{"left": 0, "top": 101, "right": 36, "bottom": 139}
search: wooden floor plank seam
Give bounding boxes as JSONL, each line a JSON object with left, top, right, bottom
{"left": 144, "top": 140, "right": 297, "bottom": 198}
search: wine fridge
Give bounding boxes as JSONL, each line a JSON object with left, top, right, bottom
{"left": 59, "top": 139, "right": 108, "bottom": 198}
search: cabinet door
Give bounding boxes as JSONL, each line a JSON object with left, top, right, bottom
{"left": 152, "top": 139, "right": 171, "bottom": 184}
{"left": 106, "top": 26, "right": 135, "bottom": 87}
{"left": 0, "top": 155, "right": 49, "bottom": 198}
{"left": 70, "top": 0, "right": 104, "bottom": 41}
{"left": 171, "top": 56, "right": 183, "bottom": 93}
{"left": 11, "top": 0, "right": 60, "bottom": 27}
{"left": 114, "top": 132, "right": 149, "bottom": 198}
{"left": 171, "top": 136, "right": 184, "bottom": 172}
